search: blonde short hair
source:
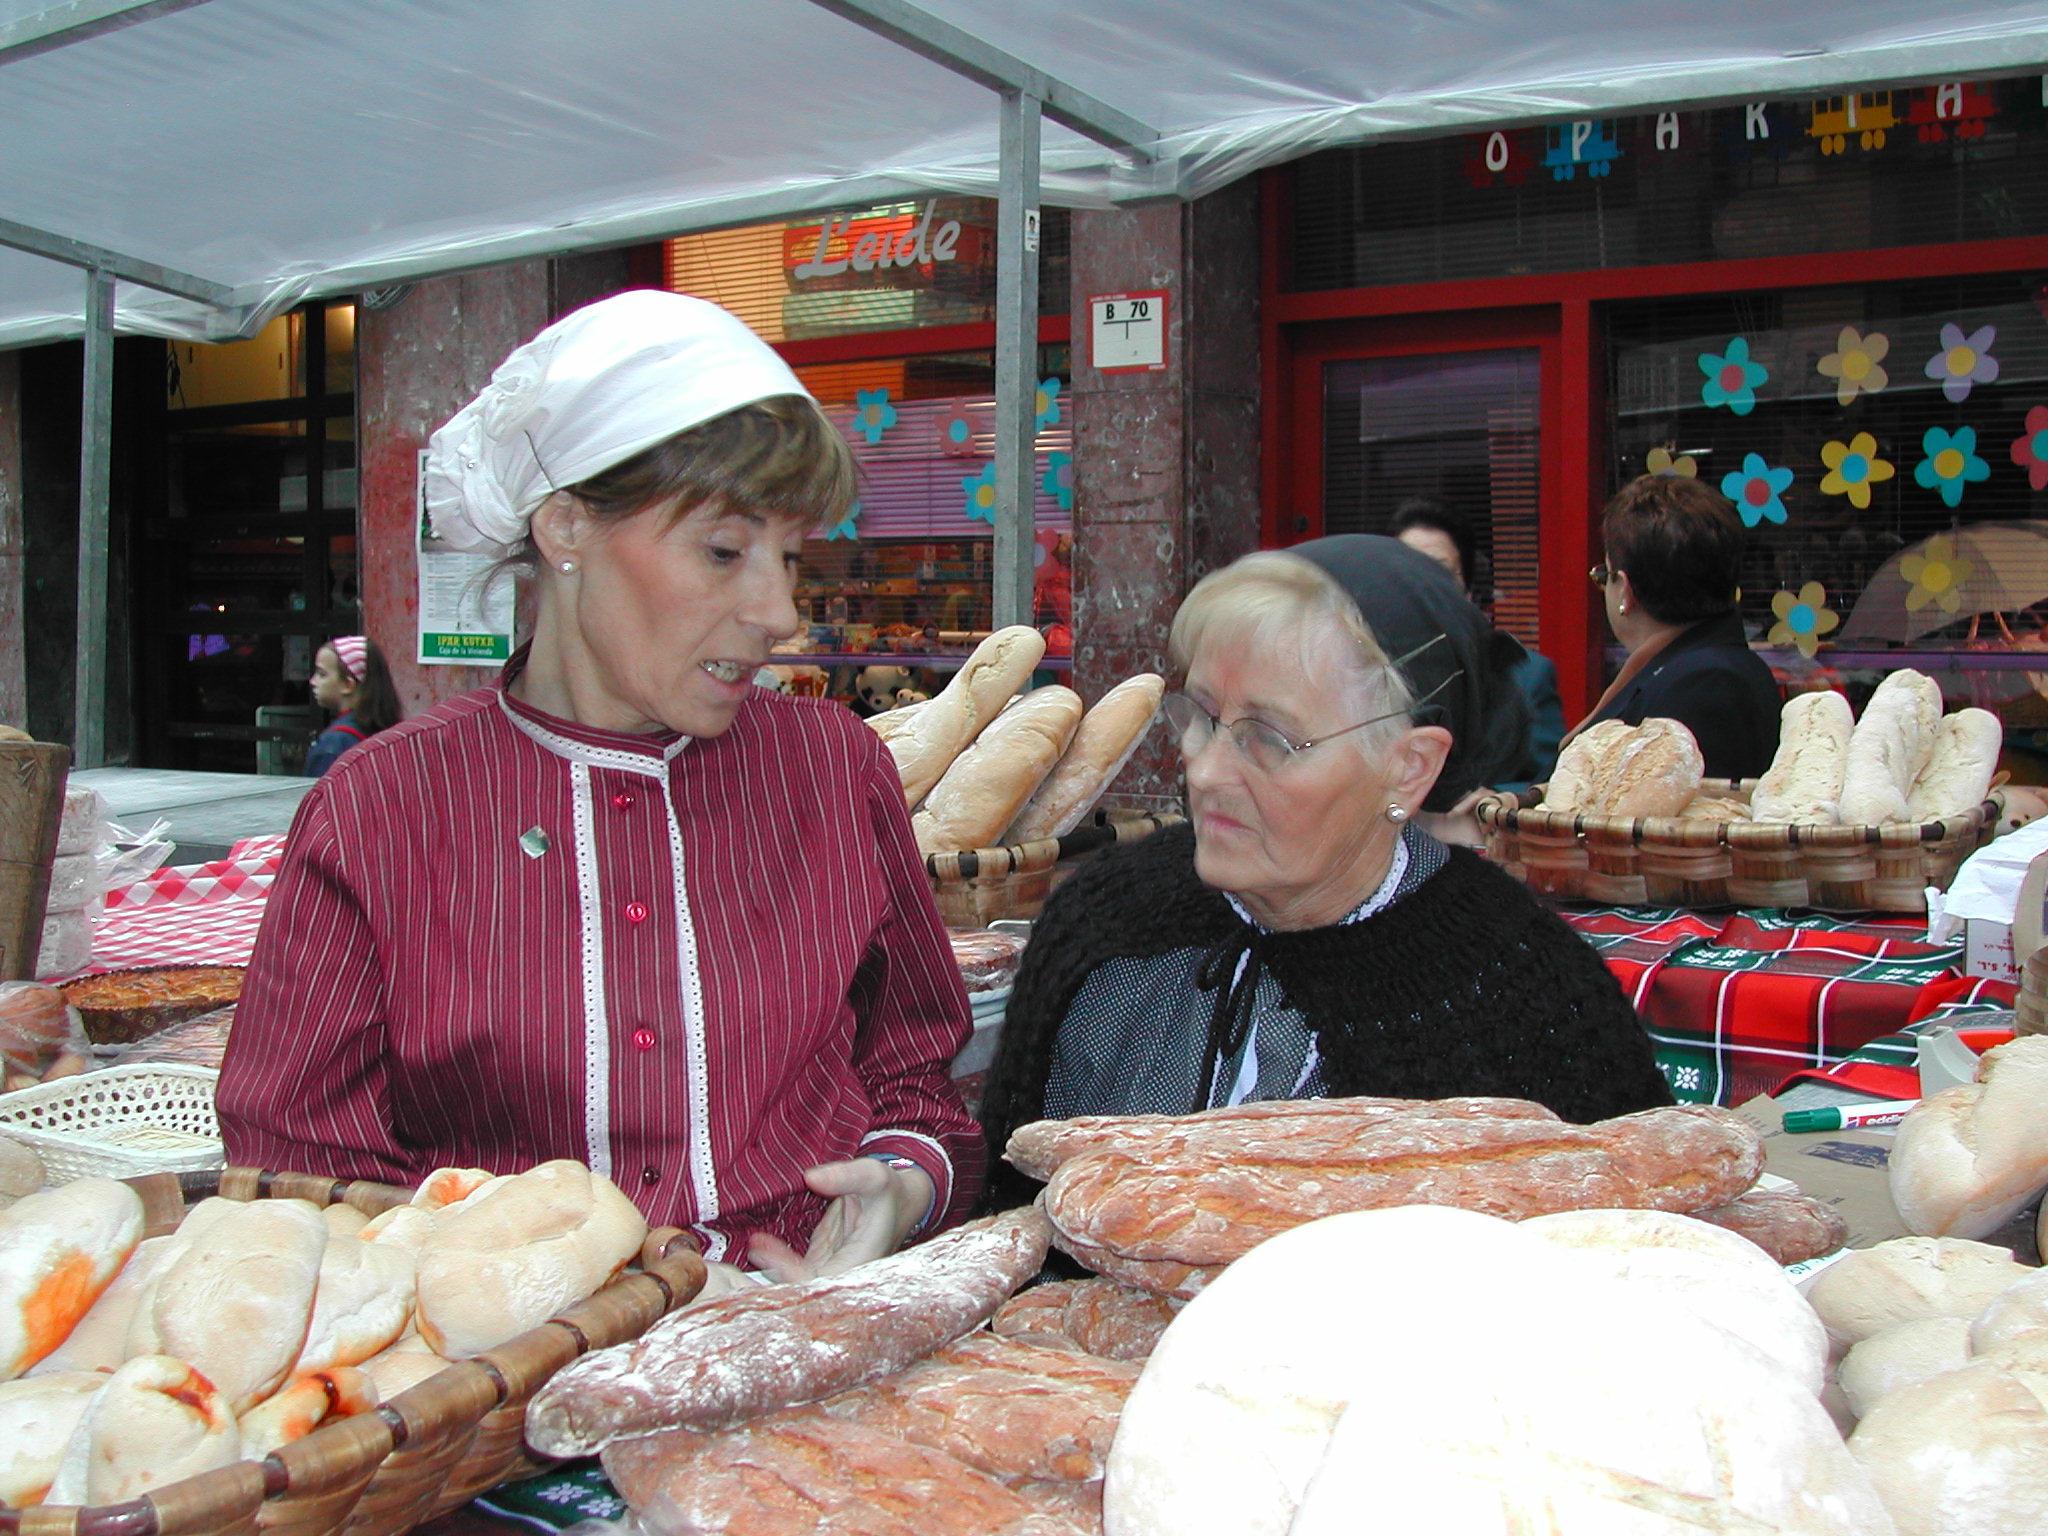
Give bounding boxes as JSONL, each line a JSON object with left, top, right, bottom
{"left": 1168, "top": 551, "right": 1415, "bottom": 755}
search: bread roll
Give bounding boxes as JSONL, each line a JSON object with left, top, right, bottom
{"left": 414, "top": 1159, "right": 647, "bottom": 1360}
{"left": 1839, "top": 669, "right": 1942, "bottom": 825}
{"left": 321, "top": 1202, "right": 370, "bottom": 1238}
{"left": 1971, "top": 1267, "right": 2048, "bottom": 1355}
{"left": 1849, "top": 1354, "right": 2048, "bottom": 1535}
{"left": 1751, "top": 690, "right": 1854, "bottom": 824}
{"left": 28, "top": 1233, "right": 174, "bottom": 1376}
{"left": 1887, "top": 1035, "right": 2048, "bottom": 1239}
{"left": 0, "top": 1177, "right": 144, "bottom": 1381}
{"left": 237, "top": 1365, "right": 378, "bottom": 1457}
{"left": 122, "top": 1195, "right": 244, "bottom": 1358}
{"left": 1805, "top": 1236, "right": 2032, "bottom": 1347}
{"left": 1595, "top": 717, "right": 1705, "bottom": 818}
{"left": 913, "top": 686, "right": 1083, "bottom": 854}
{"left": 46, "top": 1354, "right": 240, "bottom": 1506}
{"left": 0, "top": 1371, "right": 103, "bottom": 1508}
{"left": 294, "top": 1233, "right": 416, "bottom": 1374}
{"left": 360, "top": 1202, "right": 438, "bottom": 1256}
{"left": 1838, "top": 1316, "right": 1973, "bottom": 1421}
{"left": 150, "top": 1197, "right": 327, "bottom": 1413}
{"left": 1005, "top": 674, "right": 1166, "bottom": 842}
{"left": 887, "top": 626, "right": 1046, "bottom": 806}
{"left": 1904, "top": 706, "right": 2002, "bottom": 821}
{"left": 1541, "top": 719, "right": 1632, "bottom": 812}
{"left": 410, "top": 1166, "right": 495, "bottom": 1209}
{"left": 358, "top": 1332, "right": 449, "bottom": 1398}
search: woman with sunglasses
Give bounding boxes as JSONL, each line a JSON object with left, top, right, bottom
{"left": 1572, "top": 474, "right": 1781, "bottom": 780}
{"left": 978, "top": 537, "right": 1670, "bottom": 1208}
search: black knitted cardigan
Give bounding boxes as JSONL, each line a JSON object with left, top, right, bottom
{"left": 978, "top": 823, "right": 1674, "bottom": 1210}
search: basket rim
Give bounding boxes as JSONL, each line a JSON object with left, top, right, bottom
{"left": 0, "top": 1061, "right": 221, "bottom": 1113}
{"left": 926, "top": 809, "right": 1184, "bottom": 882}
{"left": 1477, "top": 785, "right": 1999, "bottom": 845}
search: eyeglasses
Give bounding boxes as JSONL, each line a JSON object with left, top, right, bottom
{"left": 1161, "top": 639, "right": 1460, "bottom": 775}
{"left": 1589, "top": 564, "right": 1618, "bottom": 586}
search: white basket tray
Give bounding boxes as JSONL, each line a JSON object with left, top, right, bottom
{"left": 0, "top": 1064, "right": 223, "bottom": 1182}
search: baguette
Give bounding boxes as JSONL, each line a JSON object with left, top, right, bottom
{"left": 913, "top": 686, "right": 1083, "bottom": 855}
{"left": 989, "top": 1277, "right": 1184, "bottom": 1361}
{"left": 1887, "top": 1035, "right": 2048, "bottom": 1239}
{"left": 1904, "top": 706, "right": 2002, "bottom": 821}
{"left": 1838, "top": 669, "right": 1941, "bottom": 825}
{"left": 1750, "top": 690, "right": 1854, "bottom": 824}
{"left": 0, "top": 1177, "right": 144, "bottom": 1382}
{"left": 1005, "top": 674, "right": 1166, "bottom": 842}
{"left": 526, "top": 1207, "right": 1052, "bottom": 1454}
{"left": 887, "top": 627, "right": 1045, "bottom": 806}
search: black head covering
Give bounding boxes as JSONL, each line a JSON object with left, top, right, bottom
{"left": 1290, "top": 534, "right": 1532, "bottom": 812}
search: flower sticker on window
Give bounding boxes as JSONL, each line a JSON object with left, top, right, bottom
{"left": 1719, "top": 454, "right": 1794, "bottom": 527}
{"left": 2012, "top": 406, "right": 2048, "bottom": 491}
{"left": 1815, "top": 326, "right": 1889, "bottom": 406}
{"left": 1034, "top": 377, "right": 1063, "bottom": 433}
{"left": 1041, "top": 451, "right": 1074, "bottom": 511}
{"left": 1924, "top": 323, "right": 1998, "bottom": 403}
{"left": 1900, "top": 534, "right": 1975, "bottom": 614}
{"left": 1768, "top": 583, "right": 1839, "bottom": 658}
{"left": 852, "top": 388, "right": 897, "bottom": 446}
{"left": 962, "top": 463, "right": 998, "bottom": 525}
{"left": 1698, "top": 337, "right": 1768, "bottom": 415}
{"left": 1913, "top": 426, "right": 1991, "bottom": 508}
{"left": 1818, "top": 432, "right": 1895, "bottom": 509}
{"left": 941, "top": 402, "right": 978, "bottom": 457}
{"left": 1645, "top": 447, "right": 1697, "bottom": 478}
{"left": 821, "top": 499, "right": 861, "bottom": 541}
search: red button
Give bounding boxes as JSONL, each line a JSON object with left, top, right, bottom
{"left": 641, "top": 1166, "right": 661, "bottom": 1186}
{"left": 612, "top": 792, "right": 635, "bottom": 809}
{"left": 632, "top": 1027, "right": 656, "bottom": 1051}
{"left": 624, "top": 901, "right": 650, "bottom": 925}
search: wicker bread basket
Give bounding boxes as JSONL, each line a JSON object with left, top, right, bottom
{"left": 1475, "top": 781, "right": 2001, "bottom": 913}
{"left": 6, "top": 1165, "right": 705, "bottom": 1536}
{"left": 0, "top": 1065, "right": 224, "bottom": 1181}
{"left": 924, "top": 809, "right": 1184, "bottom": 928}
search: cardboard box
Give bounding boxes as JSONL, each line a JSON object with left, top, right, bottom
{"left": 1961, "top": 845, "right": 2048, "bottom": 984}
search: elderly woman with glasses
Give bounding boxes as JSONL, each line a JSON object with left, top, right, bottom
{"left": 978, "top": 537, "right": 1672, "bottom": 1205}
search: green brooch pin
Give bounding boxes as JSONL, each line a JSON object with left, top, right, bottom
{"left": 519, "top": 826, "right": 551, "bottom": 859}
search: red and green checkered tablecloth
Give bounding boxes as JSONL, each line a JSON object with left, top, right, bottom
{"left": 1561, "top": 906, "right": 2018, "bottom": 1107}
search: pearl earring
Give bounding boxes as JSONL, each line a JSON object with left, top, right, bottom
{"left": 558, "top": 561, "right": 576, "bottom": 574}
{"left": 1385, "top": 804, "right": 1409, "bottom": 824}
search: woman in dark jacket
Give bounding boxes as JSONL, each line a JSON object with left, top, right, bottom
{"left": 1577, "top": 475, "right": 1781, "bottom": 781}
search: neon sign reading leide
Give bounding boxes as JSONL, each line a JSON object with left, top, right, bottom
{"left": 787, "top": 201, "right": 965, "bottom": 279}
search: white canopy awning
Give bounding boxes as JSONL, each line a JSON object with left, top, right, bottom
{"left": 3, "top": 0, "right": 2047, "bottom": 346}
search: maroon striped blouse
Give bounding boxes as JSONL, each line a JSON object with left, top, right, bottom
{"left": 217, "top": 673, "right": 983, "bottom": 1261}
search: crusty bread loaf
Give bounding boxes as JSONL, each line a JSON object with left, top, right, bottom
{"left": 913, "top": 686, "right": 1083, "bottom": 855}
{"left": 1751, "top": 690, "right": 1854, "bottom": 824}
{"left": 1971, "top": 1268, "right": 2048, "bottom": 1356}
{"left": 1805, "top": 1235, "right": 2033, "bottom": 1347}
{"left": 152, "top": 1197, "right": 327, "bottom": 1414}
{"left": 526, "top": 1207, "right": 1053, "bottom": 1455}
{"left": 237, "top": 1365, "right": 378, "bottom": 1457}
{"left": 1887, "top": 1035, "right": 2048, "bottom": 1239}
{"left": 46, "top": 1354, "right": 240, "bottom": 1506}
{"left": 1687, "top": 1187, "right": 1848, "bottom": 1266}
{"left": 0, "top": 1371, "right": 103, "bottom": 1508}
{"left": 1904, "top": 706, "right": 2002, "bottom": 821}
{"left": 990, "top": 1277, "right": 1184, "bottom": 1361}
{"left": 415, "top": 1159, "right": 647, "bottom": 1360}
{"left": 1837, "top": 1316, "right": 1973, "bottom": 1421}
{"left": 1541, "top": 719, "right": 1633, "bottom": 812}
{"left": 1848, "top": 1354, "right": 2048, "bottom": 1535}
{"left": 1679, "top": 794, "right": 1752, "bottom": 823}
{"left": 0, "top": 1176, "right": 144, "bottom": 1382}
{"left": 1005, "top": 674, "right": 1166, "bottom": 843}
{"left": 887, "top": 626, "right": 1046, "bottom": 807}
{"left": 1595, "top": 717, "right": 1705, "bottom": 818}
{"left": 1838, "top": 669, "right": 1942, "bottom": 825}
{"left": 1038, "top": 1103, "right": 1763, "bottom": 1275}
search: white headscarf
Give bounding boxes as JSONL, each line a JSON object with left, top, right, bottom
{"left": 422, "top": 290, "right": 810, "bottom": 557}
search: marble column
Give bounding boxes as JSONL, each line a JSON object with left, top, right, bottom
{"left": 0, "top": 351, "right": 22, "bottom": 731}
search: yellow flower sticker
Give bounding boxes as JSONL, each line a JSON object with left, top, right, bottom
{"left": 1899, "top": 535, "right": 1975, "bottom": 615}
{"left": 1816, "top": 326, "right": 1890, "bottom": 406}
{"left": 1768, "top": 583, "right": 1839, "bottom": 658}
{"left": 1645, "top": 446, "right": 1697, "bottom": 478}
{"left": 1818, "top": 432, "right": 1895, "bottom": 509}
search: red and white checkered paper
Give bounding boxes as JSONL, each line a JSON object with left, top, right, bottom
{"left": 72, "top": 836, "right": 286, "bottom": 976}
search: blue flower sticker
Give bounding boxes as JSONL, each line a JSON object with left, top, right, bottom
{"left": 1041, "top": 452, "right": 1073, "bottom": 511}
{"left": 1913, "top": 425, "right": 1991, "bottom": 508}
{"left": 852, "top": 388, "right": 897, "bottom": 446}
{"left": 962, "top": 463, "right": 998, "bottom": 524}
{"left": 1034, "top": 377, "right": 1063, "bottom": 433}
{"left": 1719, "top": 453, "right": 1794, "bottom": 528}
{"left": 1698, "top": 337, "right": 1768, "bottom": 415}
{"left": 822, "top": 499, "right": 861, "bottom": 541}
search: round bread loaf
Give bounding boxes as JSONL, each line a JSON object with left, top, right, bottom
{"left": 1849, "top": 1354, "right": 2048, "bottom": 1536}
{"left": 1540, "top": 719, "right": 1632, "bottom": 813}
{"left": 1887, "top": 1035, "right": 2048, "bottom": 1239}
{"left": 1596, "top": 717, "right": 1705, "bottom": 819}
{"left": 1805, "top": 1235, "right": 2032, "bottom": 1346}
{"left": 1837, "top": 1316, "right": 1973, "bottom": 1421}
{"left": 1971, "top": 1268, "right": 2048, "bottom": 1356}
{"left": 1751, "top": 689, "right": 1854, "bottom": 824}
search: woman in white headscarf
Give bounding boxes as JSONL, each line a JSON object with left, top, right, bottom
{"left": 220, "top": 292, "right": 981, "bottom": 1286}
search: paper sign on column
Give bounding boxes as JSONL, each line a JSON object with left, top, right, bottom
{"left": 1090, "top": 291, "right": 1168, "bottom": 372}
{"left": 415, "top": 448, "right": 514, "bottom": 666}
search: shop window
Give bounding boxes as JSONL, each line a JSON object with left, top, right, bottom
{"left": 1604, "top": 272, "right": 2048, "bottom": 749}
{"left": 1288, "top": 76, "right": 2048, "bottom": 291}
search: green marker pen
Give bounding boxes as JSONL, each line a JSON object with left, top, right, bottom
{"left": 1782, "top": 1100, "right": 1920, "bottom": 1134}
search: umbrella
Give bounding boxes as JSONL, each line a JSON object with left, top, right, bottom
{"left": 1838, "top": 521, "right": 2048, "bottom": 644}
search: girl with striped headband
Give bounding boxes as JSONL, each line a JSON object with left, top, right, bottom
{"left": 305, "top": 634, "right": 399, "bottom": 777}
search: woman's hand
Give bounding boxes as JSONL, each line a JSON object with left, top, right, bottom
{"left": 748, "top": 1156, "right": 935, "bottom": 1283}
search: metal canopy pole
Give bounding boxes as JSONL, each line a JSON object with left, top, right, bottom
{"left": 992, "top": 88, "right": 1041, "bottom": 632}
{"left": 73, "top": 269, "right": 114, "bottom": 766}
